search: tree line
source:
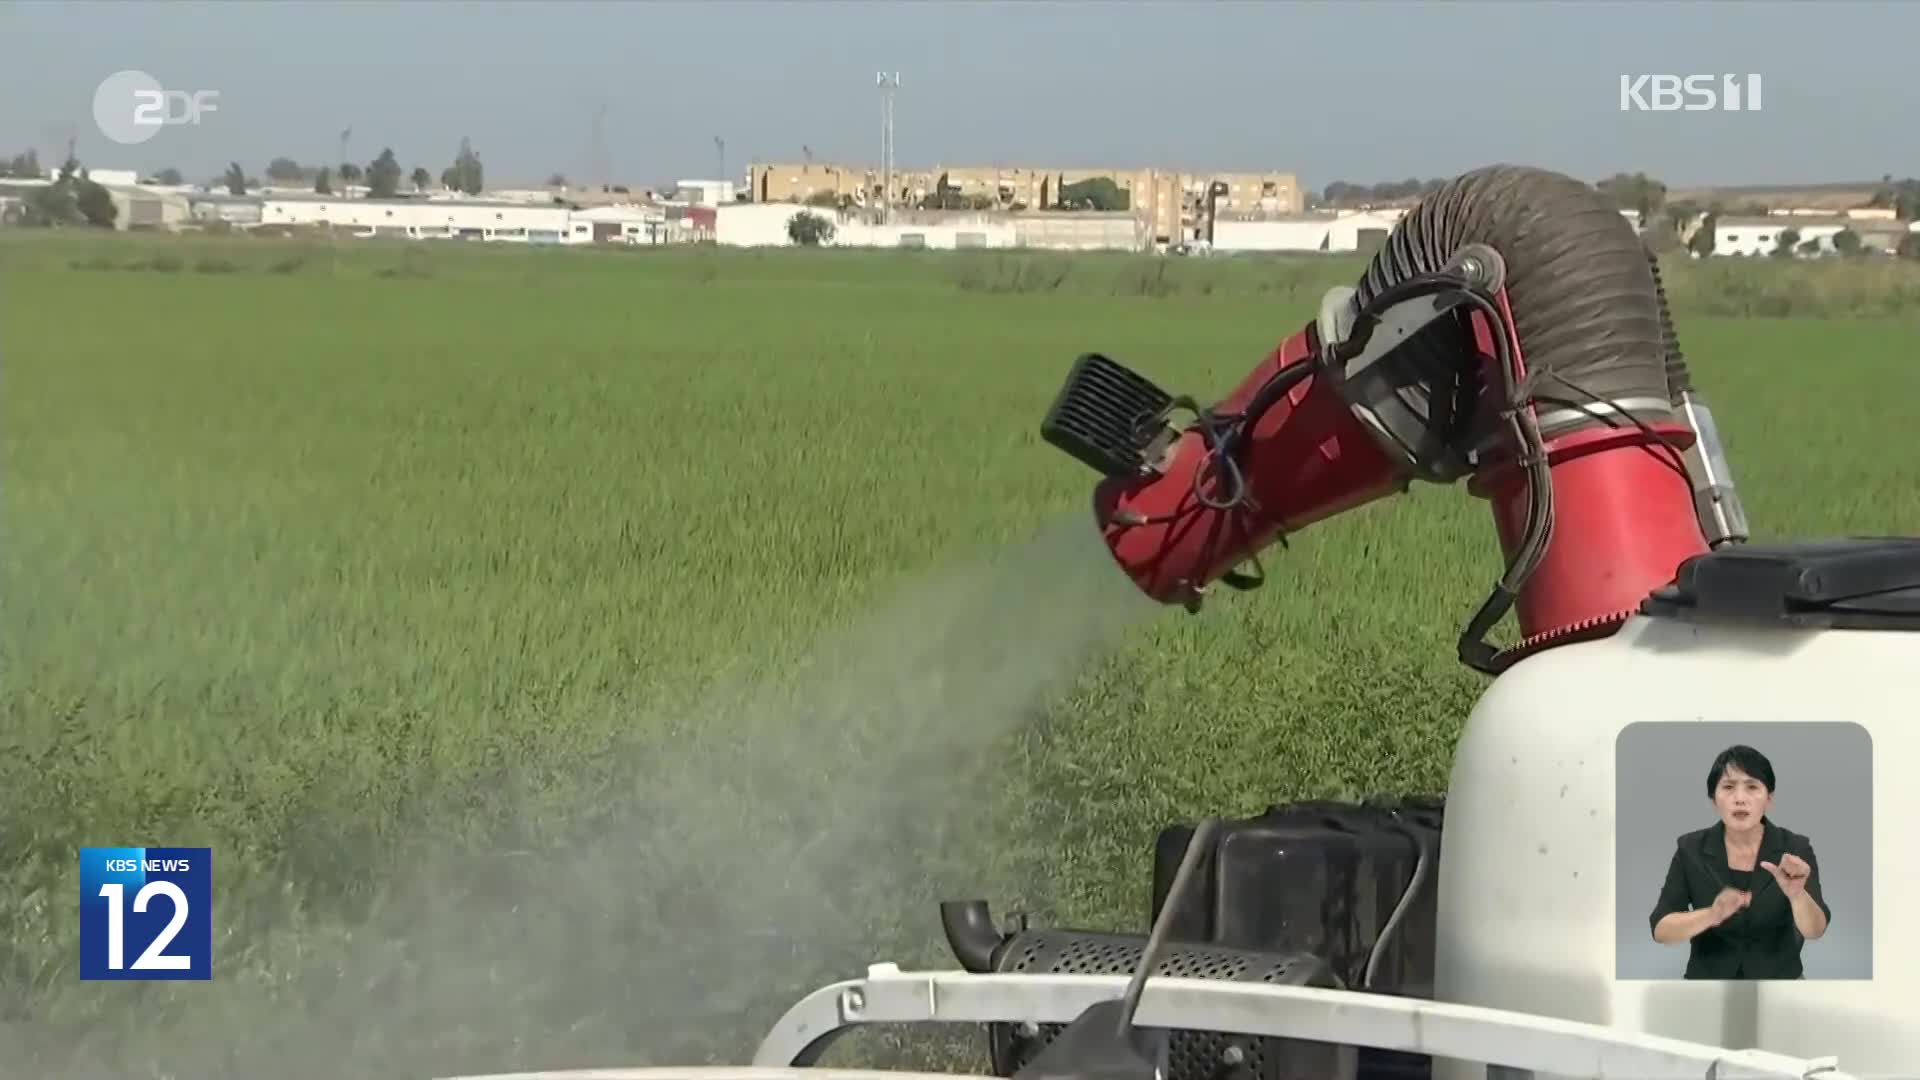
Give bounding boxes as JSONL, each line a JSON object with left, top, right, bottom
{"left": 0, "top": 139, "right": 492, "bottom": 229}
{"left": 1, "top": 153, "right": 119, "bottom": 227}
{"left": 229, "top": 138, "right": 485, "bottom": 198}
{"left": 1313, "top": 178, "right": 1450, "bottom": 207}
{"left": 1588, "top": 170, "right": 1920, "bottom": 258}
{"left": 1311, "top": 170, "right": 1918, "bottom": 258}
{"left": 1312, "top": 171, "right": 1919, "bottom": 217}
{"left": 0, "top": 139, "right": 490, "bottom": 200}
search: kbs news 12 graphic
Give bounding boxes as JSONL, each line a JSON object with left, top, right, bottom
{"left": 78, "top": 847, "right": 213, "bottom": 981}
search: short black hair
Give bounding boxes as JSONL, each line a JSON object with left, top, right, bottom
{"left": 1707, "top": 744, "right": 1775, "bottom": 797}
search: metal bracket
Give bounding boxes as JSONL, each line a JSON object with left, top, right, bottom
{"left": 752, "top": 964, "right": 1858, "bottom": 1080}
{"left": 1313, "top": 245, "right": 1507, "bottom": 485}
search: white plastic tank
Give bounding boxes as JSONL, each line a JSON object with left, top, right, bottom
{"left": 1426, "top": 548, "right": 1920, "bottom": 1080}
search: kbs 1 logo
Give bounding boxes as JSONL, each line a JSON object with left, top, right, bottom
{"left": 1619, "top": 74, "right": 1763, "bottom": 112}
{"left": 79, "top": 847, "right": 212, "bottom": 980}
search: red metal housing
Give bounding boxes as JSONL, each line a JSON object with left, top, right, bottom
{"left": 1092, "top": 322, "right": 1405, "bottom": 605}
{"left": 1465, "top": 293, "right": 1709, "bottom": 656}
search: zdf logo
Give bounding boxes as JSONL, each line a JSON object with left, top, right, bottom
{"left": 93, "top": 70, "right": 220, "bottom": 146}
{"left": 1620, "top": 74, "right": 1762, "bottom": 112}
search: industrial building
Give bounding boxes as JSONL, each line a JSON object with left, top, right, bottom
{"left": 80, "top": 168, "right": 142, "bottom": 187}
{"left": 0, "top": 174, "right": 196, "bottom": 231}
{"left": 746, "top": 160, "right": 1302, "bottom": 248}
{"left": 748, "top": 161, "right": 867, "bottom": 206}
{"left": 673, "top": 179, "right": 736, "bottom": 206}
{"left": 188, "top": 193, "right": 265, "bottom": 227}
{"left": 750, "top": 161, "right": 1298, "bottom": 211}
{"left": 716, "top": 203, "right": 1150, "bottom": 252}
{"left": 110, "top": 186, "right": 192, "bottom": 230}
{"left": 1007, "top": 211, "right": 1141, "bottom": 251}
{"left": 1711, "top": 216, "right": 1831, "bottom": 257}
{"left": 259, "top": 195, "right": 574, "bottom": 242}
{"left": 570, "top": 203, "right": 671, "bottom": 244}
{"left": 1845, "top": 218, "right": 1919, "bottom": 254}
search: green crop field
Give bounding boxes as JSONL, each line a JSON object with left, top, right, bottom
{"left": 2, "top": 230, "right": 1917, "bottom": 1079}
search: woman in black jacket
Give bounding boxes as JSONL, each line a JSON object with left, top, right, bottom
{"left": 1648, "top": 744, "right": 1831, "bottom": 979}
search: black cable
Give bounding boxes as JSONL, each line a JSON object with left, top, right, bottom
{"left": 1330, "top": 271, "right": 1477, "bottom": 366}
{"left": 1459, "top": 356, "right": 1703, "bottom": 672}
{"left": 1119, "top": 269, "right": 1471, "bottom": 529}
{"left": 1529, "top": 368, "right": 1691, "bottom": 480}
{"left": 1450, "top": 288, "right": 1554, "bottom": 675}
{"left": 1113, "top": 268, "right": 1544, "bottom": 632}
{"left": 1112, "top": 270, "right": 1671, "bottom": 674}
{"left": 1110, "top": 398, "right": 1245, "bottom": 527}
{"left": 1225, "top": 346, "right": 1320, "bottom": 446}
{"left": 1184, "top": 397, "right": 1250, "bottom": 512}
{"left": 1322, "top": 270, "right": 1552, "bottom": 659}
{"left": 1113, "top": 359, "right": 1315, "bottom": 528}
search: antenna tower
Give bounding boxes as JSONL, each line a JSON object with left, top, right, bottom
{"left": 877, "top": 71, "right": 899, "bottom": 221}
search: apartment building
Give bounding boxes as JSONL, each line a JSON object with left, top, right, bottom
{"left": 748, "top": 160, "right": 1301, "bottom": 246}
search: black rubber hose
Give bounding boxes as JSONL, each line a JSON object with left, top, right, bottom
{"left": 1647, "top": 247, "right": 1692, "bottom": 402}
{"left": 1353, "top": 165, "right": 1676, "bottom": 443}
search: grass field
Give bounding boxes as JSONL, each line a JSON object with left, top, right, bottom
{"left": 2, "top": 230, "right": 1918, "bottom": 1079}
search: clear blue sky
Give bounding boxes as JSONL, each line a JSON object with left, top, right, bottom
{"left": 3, "top": 0, "right": 1915, "bottom": 192}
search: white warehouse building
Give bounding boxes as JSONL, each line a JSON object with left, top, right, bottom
{"left": 1211, "top": 210, "right": 1404, "bottom": 254}
{"left": 1711, "top": 216, "right": 1850, "bottom": 257}
{"left": 716, "top": 203, "right": 1131, "bottom": 251}
{"left": 839, "top": 219, "right": 1018, "bottom": 249}
{"left": 715, "top": 203, "right": 815, "bottom": 247}
{"left": 260, "top": 196, "right": 574, "bottom": 242}
{"left": 1010, "top": 212, "right": 1139, "bottom": 251}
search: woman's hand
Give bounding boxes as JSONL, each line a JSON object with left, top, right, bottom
{"left": 1709, "top": 886, "right": 1751, "bottom": 924}
{"left": 1654, "top": 886, "right": 1750, "bottom": 944}
{"left": 1767, "top": 851, "right": 1829, "bottom": 939}
{"left": 1761, "top": 853, "right": 1811, "bottom": 899}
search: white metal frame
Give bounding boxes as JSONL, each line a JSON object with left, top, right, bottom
{"left": 751, "top": 963, "right": 1855, "bottom": 1080}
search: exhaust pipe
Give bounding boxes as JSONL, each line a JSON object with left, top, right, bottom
{"left": 941, "top": 899, "right": 1008, "bottom": 974}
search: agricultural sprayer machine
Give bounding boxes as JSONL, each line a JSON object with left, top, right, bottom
{"left": 448, "top": 165, "right": 1920, "bottom": 1080}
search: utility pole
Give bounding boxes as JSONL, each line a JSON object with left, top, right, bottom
{"left": 876, "top": 71, "right": 899, "bottom": 222}
{"left": 338, "top": 127, "right": 351, "bottom": 197}
{"left": 714, "top": 136, "right": 725, "bottom": 187}
{"left": 591, "top": 101, "right": 609, "bottom": 190}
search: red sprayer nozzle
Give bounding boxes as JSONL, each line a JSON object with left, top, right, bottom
{"left": 1090, "top": 325, "right": 1405, "bottom": 607}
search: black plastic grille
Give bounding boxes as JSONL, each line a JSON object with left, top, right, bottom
{"left": 1039, "top": 352, "right": 1175, "bottom": 478}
